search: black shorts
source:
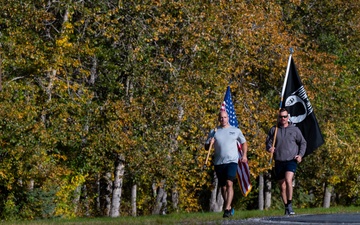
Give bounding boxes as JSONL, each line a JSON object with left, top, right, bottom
{"left": 275, "top": 160, "right": 297, "bottom": 180}
{"left": 214, "top": 163, "right": 237, "bottom": 187}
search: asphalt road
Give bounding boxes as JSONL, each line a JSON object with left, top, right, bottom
{"left": 218, "top": 213, "right": 360, "bottom": 225}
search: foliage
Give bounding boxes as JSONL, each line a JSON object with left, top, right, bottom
{"left": 0, "top": 0, "right": 358, "bottom": 219}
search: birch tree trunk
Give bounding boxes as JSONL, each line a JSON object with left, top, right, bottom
{"left": 110, "top": 154, "right": 125, "bottom": 217}
{"left": 82, "top": 184, "right": 90, "bottom": 216}
{"left": 172, "top": 188, "right": 179, "bottom": 212}
{"left": 160, "top": 190, "right": 167, "bottom": 215}
{"left": 89, "top": 56, "right": 97, "bottom": 85}
{"left": 27, "top": 179, "right": 34, "bottom": 191}
{"left": 152, "top": 179, "right": 167, "bottom": 215}
{"left": 96, "top": 174, "right": 101, "bottom": 214}
{"left": 167, "top": 105, "right": 183, "bottom": 212}
{"left": 209, "top": 172, "right": 223, "bottom": 212}
{"left": 72, "top": 185, "right": 82, "bottom": 215}
{"left": 258, "top": 173, "right": 264, "bottom": 210}
{"left": 46, "top": 69, "right": 56, "bottom": 102}
{"left": 131, "top": 184, "right": 137, "bottom": 217}
{"left": 264, "top": 171, "right": 272, "bottom": 209}
{"left": 323, "top": 183, "right": 332, "bottom": 208}
{"left": 104, "top": 172, "right": 112, "bottom": 216}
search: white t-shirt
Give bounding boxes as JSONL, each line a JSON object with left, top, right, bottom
{"left": 206, "top": 126, "right": 246, "bottom": 165}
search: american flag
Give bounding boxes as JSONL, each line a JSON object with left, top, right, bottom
{"left": 221, "top": 86, "right": 252, "bottom": 197}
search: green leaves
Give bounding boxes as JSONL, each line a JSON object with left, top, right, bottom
{"left": 0, "top": 0, "right": 359, "bottom": 218}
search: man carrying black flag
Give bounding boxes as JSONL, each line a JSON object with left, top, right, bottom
{"left": 266, "top": 53, "right": 324, "bottom": 215}
{"left": 282, "top": 57, "right": 324, "bottom": 156}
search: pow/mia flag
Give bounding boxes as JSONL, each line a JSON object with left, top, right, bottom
{"left": 281, "top": 57, "right": 324, "bottom": 156}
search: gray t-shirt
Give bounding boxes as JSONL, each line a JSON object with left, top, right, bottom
{"left": 206, "top": 126, "right": 246, "bottom": 165}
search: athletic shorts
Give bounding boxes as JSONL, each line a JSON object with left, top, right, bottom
{"left": 214, "top": 163, "right": 237, "bottom": 187}
{"left": 274, "top": 160, "right": 297, "bottom": 181}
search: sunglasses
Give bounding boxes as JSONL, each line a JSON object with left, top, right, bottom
{"left": 279, "top": 115, "right": 288, "bottom": 118}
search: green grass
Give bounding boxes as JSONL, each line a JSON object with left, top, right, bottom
{"left": 2, "top": 206, "right": 360, "bottom": 225}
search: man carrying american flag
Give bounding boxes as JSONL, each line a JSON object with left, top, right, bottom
{"left": 205, "top": 86, "right": 249, "bottom": 218}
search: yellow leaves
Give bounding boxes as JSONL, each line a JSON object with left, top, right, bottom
{"left": 64, "top": 22, "right": 74, "bottom": 31}
{"left": 70, "top": 174, "right": 87, "bottom": 185}
{"left": 329, "top": 175, "right": 341, "bottom": 185}
{"left": 17, "top": 112, "right": 24, "bottom": 119}
{"left": 56, "top": 36, "right": 73, "bottom": 49}
{"left": 135, "top": 4, "right": 141, "bottom": 12}
{"left": 54, "top": 173, "right": 88, "bottom": 218}
{"left": 53, "top": 154, "right": 68, "bottom": 161}
{"left": 133, "top": 46, "right": 141, "bottom": 53}
{"left": 0, "top": 171, "right": 7, "bottom": 179}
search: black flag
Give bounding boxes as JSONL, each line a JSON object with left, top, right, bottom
{"left": 281, "top": 57, "right": 324, "bottom": 156}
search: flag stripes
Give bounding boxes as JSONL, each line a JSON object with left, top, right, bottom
{"left": 236, "top": 142, "right": 252, "bottom": 197}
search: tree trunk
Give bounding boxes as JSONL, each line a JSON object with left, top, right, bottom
{"left": 89, "top": 56, "right": 97, "bottom": 85}
{"left": 258, "top": 173, "right": 264, "bottom": 210}
{"left": 161, "top": 190, "right": 167, "bottom": 215}
{"left": 46, "top": 69, "right": 56, "bottom": 102}
{"left": 264, "top": 171, "right": 272, "bottom": 209}
{"left": 131, "top": 184, "right": 137, "bottom": 217}
{"left": 72, "top": 185, "right": 82, "bottom": 215}
{"left": 323, "top": 183, "right": 332, "bottom": 208}
{"left": 104, "top": 172, "right": 112, "bottom": 216}
{"left": 209, "top": 172, "right": 223, "bottom": 212}
{"left": 27, "top": 179, "right": 34, "bottom": 191}
{"left": 110, "top": 154, "right": 125, "bottom": 217}
{"left": 96, "top": 174, "right": 101, "bottom": 215}
{"left": 172, "top": 187, "right": 179, "bottom": 212}
{"left": 171, "top": 105, "right": 183, "bottom": 211}
{"left": 82, "top": 184, "right": 90, "bottom": 216}
{"left": 152, "top": 179, "right": 167, "bottom": 215}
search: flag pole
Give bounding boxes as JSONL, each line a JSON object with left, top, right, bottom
{"left": 270, "top": 48, "right": 293, "bottom": 164}
{"left": 203, "top": 128, "right": 217, "bottom": 169}
{"left": 203, "top": 139, "right": 213, "bottom": 169}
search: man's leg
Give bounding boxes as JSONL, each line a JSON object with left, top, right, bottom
{"left": 221, "top": 185, "right": 227, "bottom": 204}
{"left": 224, "top": 179, "right": 234, "bottom": 210}
{"left": 285, "top": 171, "right": 295, "bottom": 214}
{"left": 222, "top": 163, "right": 237, "bottom": 218}
{"left": 285, "top": 171, "right": 294, "bottom": 201}
{"left": 221, "top": 180, "right": 234, "bottom": 218}
{"left": 278, "top": 179, "right": 287, "bottom": 205}
{"left": 278, "top": 178, "right": 290, "bottom": 215}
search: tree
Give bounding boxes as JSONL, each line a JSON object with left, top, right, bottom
{"left": 0, "top": 0, "right": 358, "bottom": 219}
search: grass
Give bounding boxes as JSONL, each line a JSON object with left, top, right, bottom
{"left": 2, "top": 206, "right": 360, "bottom": 225}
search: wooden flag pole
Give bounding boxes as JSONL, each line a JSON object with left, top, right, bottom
{"left": 203, "top": 128, "right": 217, "bottom": 169}
{"left": 203, "top": 141, "right": 214, "bottom": 169}
{"left": 269, "top": 114, "right": 280, "bottom": 164}
{"left": 270, "top": 48, "right": 294, "bottom": 164}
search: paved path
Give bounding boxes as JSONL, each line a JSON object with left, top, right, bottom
{"left": 217, "top": 213, "right": 360, "bottom": 225}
